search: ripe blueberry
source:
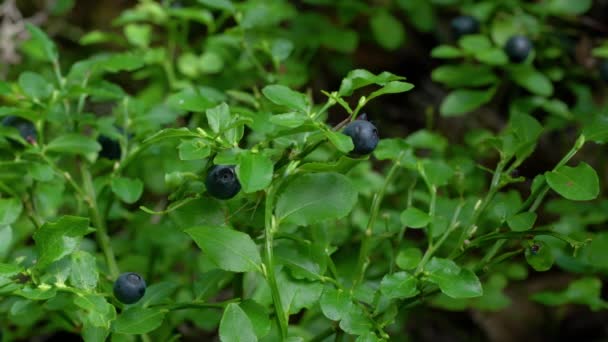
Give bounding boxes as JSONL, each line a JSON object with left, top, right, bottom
{"left": 205, "top": 165, "right": 241, "bottom": 200}
{"left": 599, "top": 60, "right": 608, "bottom": 82}
{"left": 451, "top": 15, "right": 479, "bottom": 39}
{"left": 1, "top": 116, "right": 37, "bottom": 145}
{"left": 113, "top": 272, "right": 146, "bottom": 304}
{"left": 342, "top": 118, "right": 379, "bottom": 155}
{"left": 98, "top": 135, "right": 121, "bottom": 160}
{"left": 504, "top": 35, "right": 533, "bottom": 63}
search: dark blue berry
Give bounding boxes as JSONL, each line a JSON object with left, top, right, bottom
{"left": 1, "top": 116, "right": 37, "bottom": 145}
{"left": 599, "top": 60, "right": 608, "bottom": 82}
{"left": 342, "top": 119, "right": 379, "bottom": 155}
{"left": 113, "top": 272, "right": 146, "bottom": 304}
{"left": 205, "top": 165, "right": 241, "bottom": 199}
{"left": 451, "top": 16, "right": 479, "bottom": 39}
{"left": 505, "top": 35, "right": 533, "bottom": 63}
{"left": 98, "top": 135, "right": 121, "bottom": 160}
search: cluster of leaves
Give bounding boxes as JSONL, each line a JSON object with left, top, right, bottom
{"left": 1, "top": 0, "right": 608, "bottom": 341}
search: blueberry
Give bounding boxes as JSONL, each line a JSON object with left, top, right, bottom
{"left": 1, "top": 116, "right": 37, "bottom": 145}
{"left": 504, "top": 35, "right": 533, "bottom": 63}
{"left": 113, "top": 272, "right": 146, "bottom": 304}
{"left": 342, "top": 119, "right": 379, "bottom": 155}
{"left": 97, "top": 134, "right": 121, "bottom": 160}
{"left": 205, "top": 165, "right": 241, "bottom": 200}
{"left": 451, "top": 15, "right": 479, "bottom": 39}
{"left": 599, "top": 60, "right": 608, "bottom": 82}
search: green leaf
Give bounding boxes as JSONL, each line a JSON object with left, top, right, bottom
{"left": 18, "top": 71, "right": 53, "bottom": 100}
{"left": 525, "top": 241, "right": 554, "bottom": 272}
{"left": 142, "top": 128, "right": 199, "bottom": 145}
{"left": 198, "top": 51, "right": 224, "bottom": 74}
{"left": 380, "top": 272, "right": 419, "bottom": 299}
{"left": 424, "top": 257, "right": 483, "bottom": 298}
{"left": 547, "top": 0, "right": 592, "bottom": 15}
{"left": 373, "top": 139, "right": 416, "bottom": 166}
{"left": 367, "top": 81, "right": 414, "bottom": 102}
{"left": 124, "top": 24, "right": 151, "bottom": 48}
{"left": 236, "top": 151, "right": 274, "bottom": 193}
{"left": 0, "top": 198, "right": 23, "bottom": 225}
{"left": 261, "top": 85, "right": 309, "bottom": 113}
{"left": 531, "top": 277, "right": 607, "bottom": 311}
{"left": 99, "top": 53, "right": 144, "bottom": 73}
{"left": 112, "top": 307, "right": 166, "bottom": 334}
{"left": 25, "top": 23, "right": 58, "bottom": 62}
{"left": 46, "top": 134, "right": 102, "bottom": 156}
{"left": 501, "top": 112, "right": 543, "bottom": 160}
{"left": 396, "top": 247, "right": 422, "bottom": 270}
{"left": 166, "top": 87, "right": 217, "bottom": 112}
{"left": 474, "top": 48, "right": 509, "bottom": 66}
{"left": 419, "top": 159, "right": 454, "bottom": 187}
{"left": 69, "top": 251, "right": 99, "bottom": 290}
{"left": 400, "top": 207, "right": 430, "bottom": 228}
{"left": 206, "top": 102, "right": 231, "bottom": 134}
{"left": 82, "top": 322, "right": 109, "bottom": 342}
{"left": 440, "top": 87, "right": 495, "bottom": 117}
{"left": 269, "top": 112, "right": 308, "bottom": 128}
{"left": 338, "top": 69, "right": 405, "bottom": 97}
{"left": 219, "top": 303, "right": 257, "bottom": 342}
{"left": 432, "top": 64, "right": 497, "bottom": 88}
{"left": 583, "top": 114, "right": 608, "bottom": 144}
{"left": 28, "top": 162, "right": 54, "bottom": 182}
{"left": 458, "top": 35, "right": 492, "bottom": 53}
{"left": 370, "top": 10, "right": 405, "bottom": 50}
{"left": 546, "top": 163, "right": 599, "bottom": 201}
{"left": 339, "top": 305, "right": 374, "bottom": 335}
{"left": 33, "top": 216, "right": 91, "bottom": 269}
{"left": 198, "top": 0, "right": 235, "bottom": 12}
{"left": 185, "top": 226, "right": 262, "bottom": 273}
{"left": 239, "top": 300, "right": 271, "bottom": 339}
{"left": 74, "top": 294, "right": 116, "bottom": 328}
{"left": 405, "top": 130, "right": 448, "bottom": 153}
{"left": 507, "top": 212, "right": 537, "bottom": 232}
{"left": 509, "top": 65, "right": 553, "bottom": 97}
{"left": 431, "top": 45, "right": 463, "bottom": 59}
{"left": 320, "top": 287, "right": 352, "bottom": 321}
{"left": 325, "top": 130, "right": 354, "bottom": 154}
{"left": 275, "top": 172, "right": 358, "bottom": 225}
{"left": 178, "top": 139, "right": 211, "bottom": 160}
{"left": 276, "top": 270, "right": 323, "bottom": 314}
{"left": 111, "top": 177, "right": 144, "bottom": 204}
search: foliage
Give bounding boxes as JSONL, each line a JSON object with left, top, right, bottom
{"left": 0, "top": 0, "right": 607, "bottom": 341}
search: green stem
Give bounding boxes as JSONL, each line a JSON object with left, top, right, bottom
{"left": 448, "top": 159, "right": 506, "bottom": 259}
{"left": 354, "top": 155, "right": 402, "bottom": 286}
{"left": 482, "top": 248, "right": 524, "bottom": 270}
{"left": 466, "top": 230, "right": 585, "bottom": 249}
{"left": 263, "top": 186, "right": 288, "bottom": 339}
{"left": 415, "top": 202, "right": 463, "bottom": 275}
{"left": 80, "top": 164, "right": 120, "bottom": 278}
{"left": 473, "top": 135, "right": 587, "bottom": 267}
{"left": 75, "top": 73, "right": 91, "bottom": 117}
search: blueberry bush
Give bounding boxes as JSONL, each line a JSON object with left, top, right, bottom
{"left": 1, "top": 0, "right": 608, "bottom": 341}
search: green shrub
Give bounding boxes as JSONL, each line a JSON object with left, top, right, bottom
{"left": 0, "top": 0, "right": 607, "bottom": 341}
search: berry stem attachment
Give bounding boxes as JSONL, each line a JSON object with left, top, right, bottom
{"left": 80, "top": 164, "right": 120, "bottom": 278}
{"left": 263, "top": 185, "right": 288, "bottom": 339}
